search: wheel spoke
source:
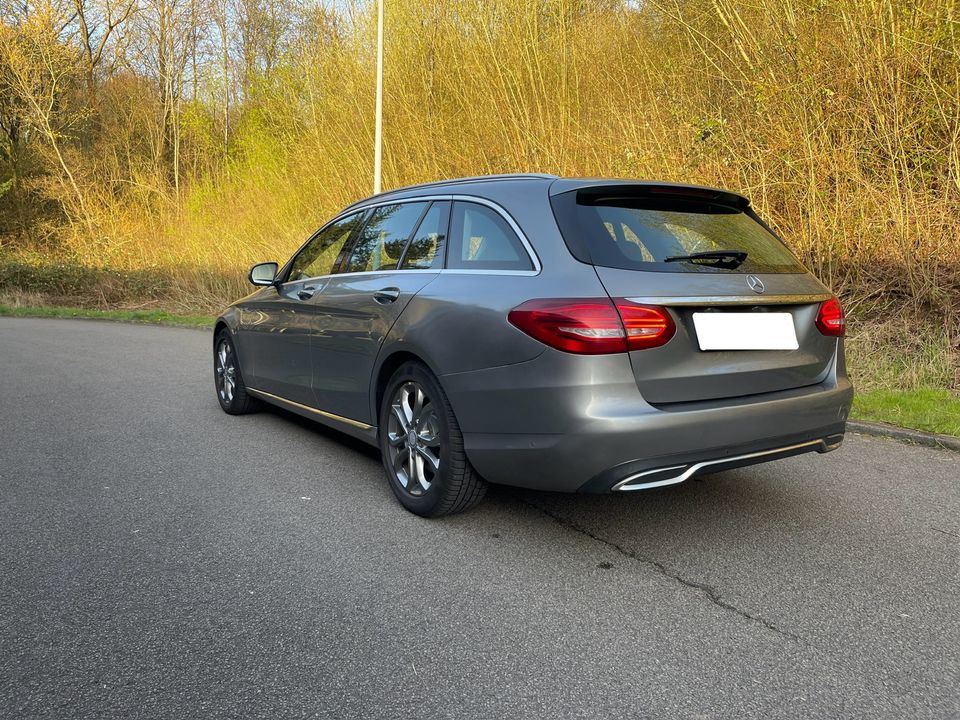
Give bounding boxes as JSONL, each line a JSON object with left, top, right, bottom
{"left": 400, "top": 384, "right": 416, "bottom": 425}
{"left": 393, "top": 449, "right": 409, "bottom": 487}
{"left": 387, "top": 432, "right": 404, "bottom": 447}
{"left": 406, "top": 445, "right": 415, "bottom": 485}
{"left": 412, "top": 387, "right": 425, "bottom": 425}
{"left": 391, "top": 403, "right": 409, "bottom": 432}
{"left": 416, "top": 445, "right": 439, "bottom": 473}
{"left": 417, "top": 413, "right": 438, "bottom": 445}
{"left": 413, "top": 452, "right": 429, "bottom": 490}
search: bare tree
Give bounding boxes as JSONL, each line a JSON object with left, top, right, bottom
{"left": 133, "top": 0, "right": 193, "bottom": 193}
{"left": 0, "top": 7, "right": 92, "bottom": 230}
{"left": 71, "top": 0, "right": 137, "bottom": 102}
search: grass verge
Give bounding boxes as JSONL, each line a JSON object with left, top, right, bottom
{"left": 852, "top": 389, "right": 960, "bottom": 438}
{"left": 3, "top": 300, "right": 957, "bottom": 439}
{"left": 0, "top": 304, "right": 215, "bottom": 329}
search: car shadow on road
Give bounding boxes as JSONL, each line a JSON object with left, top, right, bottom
{"left": 258, "top": 401, "right": 838, "bottom": 551}
{"left": 260, "top": 403, "right": 382, "bottom": 460}
{"left": 483, "top": 463, "right": 843, "bottom": 561}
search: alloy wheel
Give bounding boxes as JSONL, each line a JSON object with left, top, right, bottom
{"left": 386, "top": 381, "right": 441, "bottom": 496}
{"left": 215, "top": 339, "right": 237, "bottom": 404}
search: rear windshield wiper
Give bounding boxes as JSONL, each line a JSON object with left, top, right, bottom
{"left": 663, "top": 250, "right": 748, "bottom": 269}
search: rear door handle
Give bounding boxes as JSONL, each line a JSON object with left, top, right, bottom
{"left": 373, "top": 287, "right": 401, "bottom": 304}
{"left": 297, "top": 286, "right": 317, "bottom": 301}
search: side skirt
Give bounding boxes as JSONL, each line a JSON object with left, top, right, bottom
{"left": 246, "top": 387, "right": 380, "bottom": 446}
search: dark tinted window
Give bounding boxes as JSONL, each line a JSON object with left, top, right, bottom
{"left": 400, "top": 201, "right": 449, "bottom": 270}
{"left": 344, "top": 202, "right": 428, "bottom": 273}
{"left": 287, "top": 212, "right": 364, "bottom": 282}
{"left": 551, "top": 192, "right": 804, "bottom": 274}
{"left": 447, "top": 202, "right": 533, "bottom": 271}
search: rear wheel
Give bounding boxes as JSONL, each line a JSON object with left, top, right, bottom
{"left": 214, "top": 330, "right": 259, "bottom": 415}
{"left": 379, "top": 362, "right": 487, "bottom": 517}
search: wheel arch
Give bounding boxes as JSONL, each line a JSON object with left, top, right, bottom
{"left": 214, "top": 310, "right": 251, "bottom": 381}
{"left": 371, "top": 347, "right": 444, "bottom": 429}
{"left": 213, "top": 319, "right": 230, "bottom": 346}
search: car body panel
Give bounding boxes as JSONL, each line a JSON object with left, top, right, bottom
{"left": 445, "top": 343, "right": 850, "bottom": 492}
{"left": 228, "top": 280, "right": 328, "bottom": 405}
{"left": 217, "top": 174, "right": 853, "bottom": 493}
{"left": 309, "top": 269, "right": 441, "bottom": 423}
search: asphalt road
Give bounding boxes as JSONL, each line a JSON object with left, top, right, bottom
{"left": 1, "top": 318, "right": 958, "bottom": 719}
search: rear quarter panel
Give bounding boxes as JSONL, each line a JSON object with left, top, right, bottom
{"left": 370, "top": 180, "right": 608, "bottom": 424}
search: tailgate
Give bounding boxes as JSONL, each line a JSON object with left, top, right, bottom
{"left": 594, "top": 267, "right": 837, "bottom": 404}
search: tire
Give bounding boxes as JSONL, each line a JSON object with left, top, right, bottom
{"left": 379, "top": 361, "right": 487, "bottom": 517}
{"left": 214, "top": 330, "right": 260, "bottom": 415}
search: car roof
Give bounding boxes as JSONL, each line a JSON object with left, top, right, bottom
{"left": 341, "top": 174, "right": 558, "bottom": 212}
{"left": 342, "top": 174, "right": 750, "bottom": 211}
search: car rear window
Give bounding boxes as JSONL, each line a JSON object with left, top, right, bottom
{"left": 550, "top": 190, "right": 805, "bottom": 274}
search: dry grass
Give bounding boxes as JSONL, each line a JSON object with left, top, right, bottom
{"left": 6, "top": 1, "right": 953, "bottom": 300}
{"left": 2, "top": 0, "right": 959, "bottom": 392}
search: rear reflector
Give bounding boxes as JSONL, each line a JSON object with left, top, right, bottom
{"left": 815, "top": 297, "right": 846, "bottom": 337}
{"left": 508, "top": 298, "right": 675, "bottom": 354}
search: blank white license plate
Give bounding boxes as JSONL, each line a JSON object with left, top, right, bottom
{"left": 692, "top": 312, "right": 798, "bottom": 351}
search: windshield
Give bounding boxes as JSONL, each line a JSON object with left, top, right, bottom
{"left": 550, "top": 191, "right": 805, "bottom": 274}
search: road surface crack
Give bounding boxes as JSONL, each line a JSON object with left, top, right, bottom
{"left": 525, "top": 500, "right": 804, "bottom": 644}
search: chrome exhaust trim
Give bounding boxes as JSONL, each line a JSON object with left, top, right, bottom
{"left": 612, "top": 439, "right": 826, "bottom": 492}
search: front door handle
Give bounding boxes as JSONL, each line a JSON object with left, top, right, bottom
{"left": 373, "top": 287, "right": 401, "bottom": 304}
{"left": 297, "top": 286, "right": 317, "bottom": 301}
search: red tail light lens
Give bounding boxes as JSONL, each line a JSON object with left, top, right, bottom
{"left": 615, "top": 300, "right": 677, "bottom": 350}
{"left": 507, "top": 298, "right": 675, "bottom": 354}
{"left": 815, "top": 297, "right": 846, "bottom": 337}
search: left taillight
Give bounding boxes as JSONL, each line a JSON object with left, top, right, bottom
{"left": 507, "top": 298, "right": 675, "bottom": 354}
{"left": 815, "top": 296, "right": 846, "bottom": 337}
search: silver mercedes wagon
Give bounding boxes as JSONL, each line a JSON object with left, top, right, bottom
{"left": 214, "top": 174, "right": 853, "bottom": 516}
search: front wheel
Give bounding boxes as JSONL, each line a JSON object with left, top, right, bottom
{"left": 214, "top": 330, "right": 260, "bottom": 415}
{"left": 379, "top": 362, "right": 487, "bottom": 517}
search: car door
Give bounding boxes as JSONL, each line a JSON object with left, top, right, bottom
{"left": 239, "top": 210, "right": 365, "bottom": 405}
{"left": 309, "top": 200, "right": 449, "bottom": 424}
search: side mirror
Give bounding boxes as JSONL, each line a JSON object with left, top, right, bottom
{"left": 248, "top": 262, "right": 279, "bottom": 287}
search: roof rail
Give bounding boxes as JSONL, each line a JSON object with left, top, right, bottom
{"left": 344, "top": 173, "right": 558, "bottom": 210}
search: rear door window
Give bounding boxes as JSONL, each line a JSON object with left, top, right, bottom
{"left": 447, "top": 201, "right": 533, "bottom": 271}
{"left": 343, "top": 202, "right": 429, "bottom": 274}
{"left": 551, "top": 191, "right": 805, "bottom": 274}
{"left": 400, "top": 201, "right": 450, "bottom": 270}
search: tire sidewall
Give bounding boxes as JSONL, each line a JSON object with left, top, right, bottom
{"left": 379, "top": 362, "right": 451, "bottom": 515}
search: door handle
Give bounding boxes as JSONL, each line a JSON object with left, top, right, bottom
{"left": 373, "top": 287, "right": 401, "bottom": 304}
{"left": 297, "top": 286, "right": 317, "bottom": 301}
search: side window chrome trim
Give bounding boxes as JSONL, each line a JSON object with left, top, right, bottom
{"left": 278, "top": 268, "right": 441, "bottom": 286}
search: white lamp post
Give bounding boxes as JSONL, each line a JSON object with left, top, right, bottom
{"left": 373, "top": 0, "right": 384, "bottom": 194}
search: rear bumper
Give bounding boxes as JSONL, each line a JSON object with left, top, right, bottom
{"left": 445, "top": 349, "right": 853, "bottom": 493}
{"left": 590, "top": 429, "right": 844, "bottom": 493}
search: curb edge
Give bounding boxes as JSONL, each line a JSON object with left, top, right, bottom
{"left": 847, "top": 420, "right": 960, "bottom": 453}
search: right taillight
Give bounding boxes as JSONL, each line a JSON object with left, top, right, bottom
{"left": 507, "top": 298, "right": 675, "bottom": 354}
{"left": 815, "top": 296, "right": 846, "bottom": 337}
{"left": 615, "top": 300, "right": 676, "bottom": 351}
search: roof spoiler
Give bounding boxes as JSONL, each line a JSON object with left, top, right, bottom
{"left": 569, "top": 182, "right": 751, "bottom": 210}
